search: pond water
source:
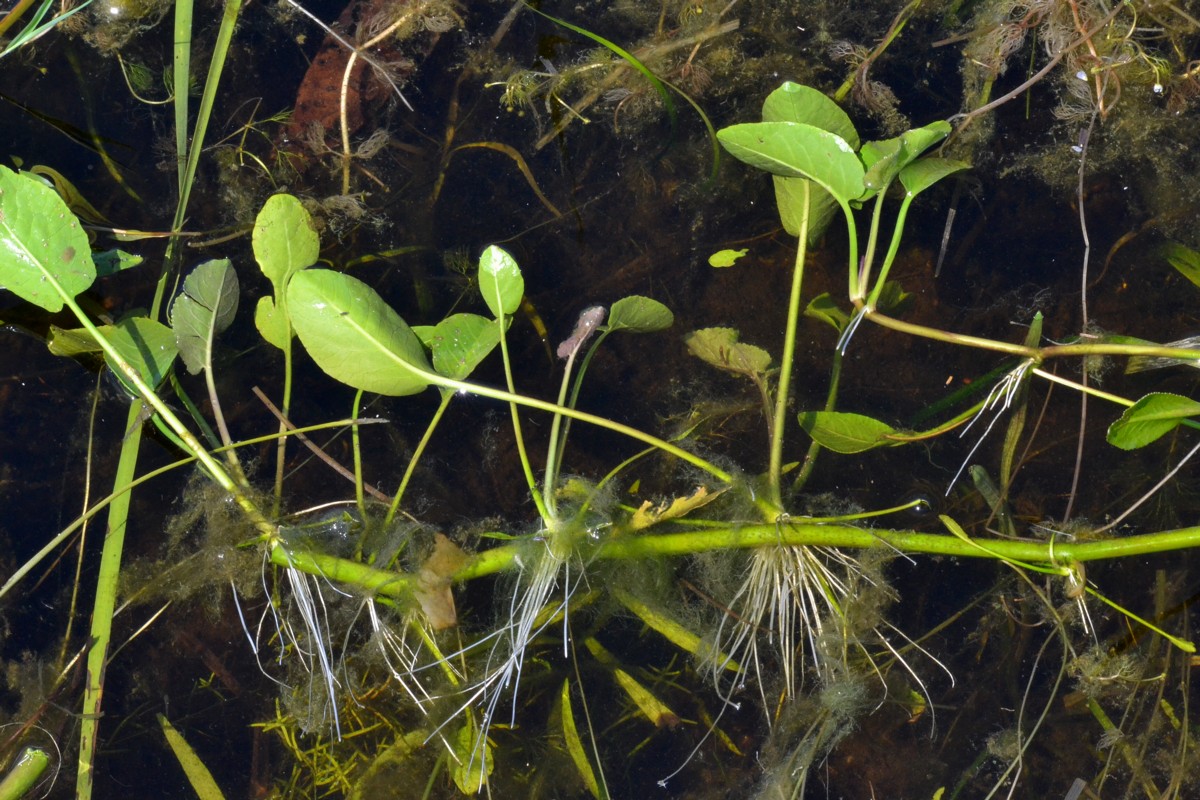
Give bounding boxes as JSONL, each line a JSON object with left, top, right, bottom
{"left": 3, "top": 1, "right": 1200, "bottom": 798}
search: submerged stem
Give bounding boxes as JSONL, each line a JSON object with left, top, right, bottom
{"left": 768, "top": 184, "right": 810, "bottom": 507}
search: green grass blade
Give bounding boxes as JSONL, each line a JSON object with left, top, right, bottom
{"left": 158, "top": 715, "right": 228, "bottom": 800}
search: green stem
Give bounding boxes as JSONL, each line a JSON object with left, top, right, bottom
{"left": 271, "top": 541, "right": 416, "bottom": 600}
{"left": 352, "top": 389, "right": 366, "bottom": 517}
{"left": 589, "top": 521, "right": 1200, "bottom": 564}
{"left": 841, "top": 200, "right": 861, "bottom": 301}
{"left": 855, "top": 192, "right": 887, "bottom": 301}
{"left": 172, "top": 0, "right": 191, "bottom": 194}
{"left": 273, "top": 518, "right": 1200, "bottom": 599}
{"left": 380, "top": 357, "right": 734, "bottom": 486}
{"left": 495, "top": 309, "right": 552, "bottom": 523}
{"left": 864, "top": 194, "right": 915, "bottom": 311}
{"left": 543, "top": 351, "right": 578, "bottom": 518}
{"left": 272, "top": 336, "right": 294, "bottom": 517}
{"left": 768, "top": 181, "right": 810, "bottom": 507}
{"left": 384, "top": 391, "right": 455, "bottom": 528}
{"left": 53, "top": 287, "right": 274, "bottom": 538}
{"left": 793, "top": 345, "right": 844, "bottom": 492}
{"left": 1, "top": 747, "right": 50, "bottom": 799}
{"left": 865, "top": 309, "right": 1200, "bottom": 365}
{"left": 77, "top": 402, "right": 143, "bottom": 800}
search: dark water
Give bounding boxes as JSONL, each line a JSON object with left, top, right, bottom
{"left": 3, "top": 1, "right": 1200, "bottom": 797}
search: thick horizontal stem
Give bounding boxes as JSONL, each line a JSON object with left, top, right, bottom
{"left": 272, "top": 520, "right": 1200, "bottom": 598}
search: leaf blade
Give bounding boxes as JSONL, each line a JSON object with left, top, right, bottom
{"left": 607, "top": 295, "right": 673, "bottom": 332}
{"left": 477, "top": 245, "right": 524, "bottom": 319}
{"left": 797, "top": 410, "right": 901, "bottom": 454}
{"left": 0, "top": 165, "right": 96, "bottom": 311}
{"left": 287, "top": 269, "right": 433, "bottom": 396}
{"left": 252, "top": 193, "right": 319, "bottom": 291}
{"left": 718, "top": 121, "right": 865, "bottom": 203}
{"left": 171, "top": 259, "right": 239, "bottom": 375}
{"left": 1107, "top": 392, "right": 1200, "bottom": 450}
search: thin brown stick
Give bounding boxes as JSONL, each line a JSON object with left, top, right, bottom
{"left": 251, "top": 386, "right": 391, "bottom": 503}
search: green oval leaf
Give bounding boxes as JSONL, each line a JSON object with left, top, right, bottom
{"left": 287, "top": 269, "right": 432, "bottom": 396}
{"left": 797, "top": 410, "right": 900, "bottom": 454}
{"left": 429, "top": 313, "right": 500, "bottom": 380}
{"left": 608, "top": 295, "right": 673, "bottom": 332}
{"left": 0, "top": 165, "right": 96, "bottom": 311}
{"left": 252, "top": 194, "right": 319, "bottom": 291}
{"left": 761, "top": 82, "right": 860, "bottom": 149}
{"left": 171, "top": 259, "right": 239, "bottom": 375}
{"left": 718, "top": 121, "right": 865, "bottom": 204}
{"left": 1107, "top": 392, "right": 1200, "bottom": 450}
{"left": 477, "top": 245, "right": 524, "bottom": 318}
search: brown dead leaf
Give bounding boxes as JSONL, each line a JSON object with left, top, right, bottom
{"left": 414, "top": 533, "right": 468, "bottom": 630}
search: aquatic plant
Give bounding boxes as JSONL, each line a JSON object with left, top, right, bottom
{"left": 4, "top": 0, "right": 1200, "bottom": 795}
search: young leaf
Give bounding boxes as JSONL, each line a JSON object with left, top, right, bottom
{"left": 1107, "top": 392, "right": 1200, "bottom": 450}
{"left": 734, "top": 83, "right": 857, "bottom": 240}
{"left": 861, "top": 121, "right": 953, "bottom": 191}
{"left": 718, "top": 121, "right": 866, "bottom": 204}
{"left": 898, "top": 156, "right": 970, "bottom": 197}
{"left": 685, "top": 327, "right": 772, "bottom": 378}
{"left": 428, "top": 313, "right": 500, "bottom": 380}
{"left": 477, "top": 245, "right": 524, "bottom": 318}
{"left": 607, "top": 295, "right": 673, "bottom": 333}
{"left": 797, "top": 410, "right": 901, "bottom": 453}
{"left": 94, "top": 249, "right": 144, "bottom": 277}
{"left": 804, "top": 293, "right": 850, "bottom": 334}
{"left": 252, "top": 193, "right": 319, "bottom": 292}
{"left": 171, "top": 259, "right": 239, "bottom": 375}
{"left": 875, "top": 280, "right": 913, "bottom": 314}
{"left": 0, "top": 165, "right": 96, "bottom": 311}
{"left": 287, "top": 269, "right": 433, "bottom": 396}
{"left": 761, "top": 82, "right": 860, "bottom": 148}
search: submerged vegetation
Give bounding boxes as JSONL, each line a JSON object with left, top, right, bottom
{"left": 3, "top": 0, "right": 1200, "bottom": 797}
